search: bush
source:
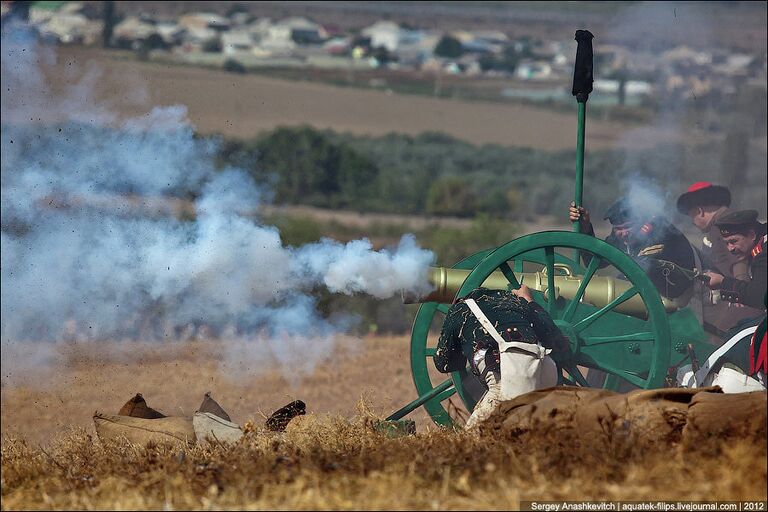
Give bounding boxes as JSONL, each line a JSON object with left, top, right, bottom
{"left": 426, "top": 176, "right": 477, "bottom": 217}
{"left": 434, "top": 35, "right": 464, "bottom": 59}
{"left": 223, "top": 59, "right": 246, "bottom": 74}
{"left": 264, "top": 215, "right": 322, "bottom": 246}
{"left": 253, "top": 126, "right": 379, "bottom": 209}
{"left": 420, "top": 215, "right": 519, "bottom": 265}
{"left": 214, "top": 125, "right": 767, "bottom": 222}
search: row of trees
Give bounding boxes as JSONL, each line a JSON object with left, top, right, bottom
{"left": 216, "top": 125, "right": 766, "bottom": 221}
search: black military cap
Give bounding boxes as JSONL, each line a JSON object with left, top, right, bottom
{"left": 603, "top": 198, "right": 632, "bottom": 225}
{"left": 714, "top": 209, "right": 760, "bottom": 236}
{"left": 676, "top": 182, "right": 731, "bottom": 214}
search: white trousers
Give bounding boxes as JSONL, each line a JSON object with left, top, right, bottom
{"left": 465, "top": 351, "right": 558, "bottom": 429}
{"left": 708, "top": 366, "right": 766, "bottom": 393}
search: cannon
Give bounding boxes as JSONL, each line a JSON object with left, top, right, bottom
{"left": 403, "top": 265, "right": 683, "bottom": 318}
{"left": 383, "top": 30, "right": 765, "bottom": 428}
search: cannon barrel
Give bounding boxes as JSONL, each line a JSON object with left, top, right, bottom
{"left": 404, "top": 266, "right": 678, "bottom": 319}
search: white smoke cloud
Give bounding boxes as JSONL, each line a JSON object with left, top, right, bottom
{"left": 599, "top": 2, "right": 716, "bottom": 227}
{"left": 0, "top": 22, "right": 434, "bottom": 360}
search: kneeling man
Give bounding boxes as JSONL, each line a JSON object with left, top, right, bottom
{"left": 434, "top": 285, "right": 567, "bottom": 428}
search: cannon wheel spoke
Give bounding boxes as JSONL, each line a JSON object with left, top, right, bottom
{"left": 582, "top": 331, "right": 655, "bottom": 346}
{"left": 544, "top": 247, "right": 556, "bottom": 316}
{"left": 572, "top": 286, "right": 638, "bottom": 333}
{"left": 563, "top": 363, "right": 590, "bottom": 386}
{"left": 597, "top": 363, "right": 648, "bottom": 388}
{"left": 498, "top": 261, "right": 520, "bottom": 289}
{"left": 561, "top": 256, "right": 602, "bottom": 322}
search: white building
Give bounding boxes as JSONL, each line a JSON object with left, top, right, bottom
{"left": 221, "top": 31, "right": 254, "bottom": 55}
{"left": 113, "top": 16, "right": 158, "bottom": 45}
{"left": 272, "top": 17, "right": 325, "bottom": 44}
{"left": 361, "top": 21, "right": 422, "bottom": 52}
{"left": 177, "top": 12, "right": 230, "bottom": 44}
{"left": 594, "top": 79, "right": 653, "bottom": 96}
{"left": 515, "top": 60, "right": 553, "bottom": 81}
{"left": 39, "top": 13, "right": 101, "bottom": 45}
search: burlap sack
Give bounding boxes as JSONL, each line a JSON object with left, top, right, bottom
{"left": 482, "top": 386, "right": 723, "bottom": 451}
{"left": 197, "top": 392, "right": 231, "bottom": 422}
{"left": 193, "top": 412, "right": 243, "bottom": 444}
{"left": 117, "top": 393, "right": 166, "bottom": 419}
{"left": 93, "top": 412, "right": 195, "bottom": 446}
{"left": 682, "top": 390, "right": 767, "bottom": 450}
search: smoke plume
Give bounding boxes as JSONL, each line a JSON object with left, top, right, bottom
{"left": 1, "top": 22, "right": 434, "bottom": 357}
{"left": 600, "top": 2, "right": 714, "bottom": 228}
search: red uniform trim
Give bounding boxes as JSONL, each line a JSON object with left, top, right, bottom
{"left": 751, "top": 236, "right": 766, "bottom": 258}
{"left": 687, "top": 181, "right": 713, "bottom": 193}
{"left": 749, "top": 329, "right": 767, "bottom": 375}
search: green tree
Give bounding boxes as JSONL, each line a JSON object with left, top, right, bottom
{"left": 426, "top": 176, "right": 477, "bottom": 217}
{"left": 255, "top": 127, "right": 378, "bottom": 208}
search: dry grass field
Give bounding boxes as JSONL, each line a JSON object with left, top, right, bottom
{"left": 2, "top": 336, "right": 767, "bottom": 510}
{"left": 0, "top": 336, "right": 435, "bottom": 445}
{"left": 30, "top": 46, "right": 704, "bottom": 151}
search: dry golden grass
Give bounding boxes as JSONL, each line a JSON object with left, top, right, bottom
{"left": 1, "top": 335, "right": 436, "bottom": 444}
{"left": 2, "top": 415, "right": 766, "bottom": 510}
{"left": 2, "top": 336, "right": 766, "bottom": 510}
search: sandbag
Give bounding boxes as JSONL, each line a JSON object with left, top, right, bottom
{"left": 197, "top": 392, "right": 232, "bottom": 422}
{"left": 482, "top": 386, "right": 723, "bottom": 450}
{"left": 193, "top": 412, "right": 243, "bottom": 443}
{"left": 117, "top": 393, "right": 166, "bottom": 419}
{"left": 93, "top": 412, "right": 195, "bottom": 446}
{"left": 682, "top": 390, "right": 767, "bottom": 450}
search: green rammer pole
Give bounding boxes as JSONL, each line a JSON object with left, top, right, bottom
{"left": 571, "top": 30, "right": 594, "bottom": 262}
{"left": 573, "top": 101, "right": 586, "bottom": 234}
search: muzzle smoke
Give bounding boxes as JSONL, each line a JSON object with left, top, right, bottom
{"left": 0, "top": 23, "right": 434, "bottom": 349}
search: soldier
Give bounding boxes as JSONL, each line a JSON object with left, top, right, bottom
{"left": 434, "top": 285, "right": 566, "bottom": 429}
{"left": 569, "top": 197, "right": 697, "bottom": 301}
{"left": 704, "top": 209, "right": 767, "bottom": 311}
{"left": 676, "top": 182, "right": 748, "bottom": 280}
{"left": 676, "top": 182, "right": 760, "bottom": 333}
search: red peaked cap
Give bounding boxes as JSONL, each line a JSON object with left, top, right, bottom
{"left": 676, "top": 182, "right": 731, "bottom": 214}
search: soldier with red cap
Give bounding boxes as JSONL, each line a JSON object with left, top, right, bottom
{"left": 704, "top": 209, "right": 767, "bottom": 311}
{"left": 676, "top": 182, "right": 748, "bottom": 281}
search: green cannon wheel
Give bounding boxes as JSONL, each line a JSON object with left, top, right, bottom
{"left": 407, "top": 241, "right": 584, "bottom": 426}
{"left": 408, "top": 231, "right": 672, "bottom": 427}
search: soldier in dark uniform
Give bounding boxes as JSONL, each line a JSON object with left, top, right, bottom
{"left": 676, "top": 182, "right": 761, "bottom": 333}
{"left": 434, "top": 285, "right": 567, "bottom": 428}
{"left": 569, "top": 197, "right": 697, "bottom": 300}
{"left": 676, "top": 182, "right": 748, "bottom": 279}
{"left": 704, "top": 209, "right": 767, "bottom": 311}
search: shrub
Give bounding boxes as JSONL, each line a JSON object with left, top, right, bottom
{"left": 223, "top": 59, "right": 246, "bottom": 74}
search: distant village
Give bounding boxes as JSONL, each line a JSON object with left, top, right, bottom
{"left": 4, "top": 1, "right": 767, "bottom": 110}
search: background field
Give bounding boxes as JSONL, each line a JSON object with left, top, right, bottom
{"left": 37, "top": 46, "right": 702, "bottom": 151}
{"left": 0, "top": 335, "right": 436, "bottom": 444}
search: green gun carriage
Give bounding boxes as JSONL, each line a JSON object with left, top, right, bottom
{"left": 385, "top": 30, "right": 766, "bottom": 428}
